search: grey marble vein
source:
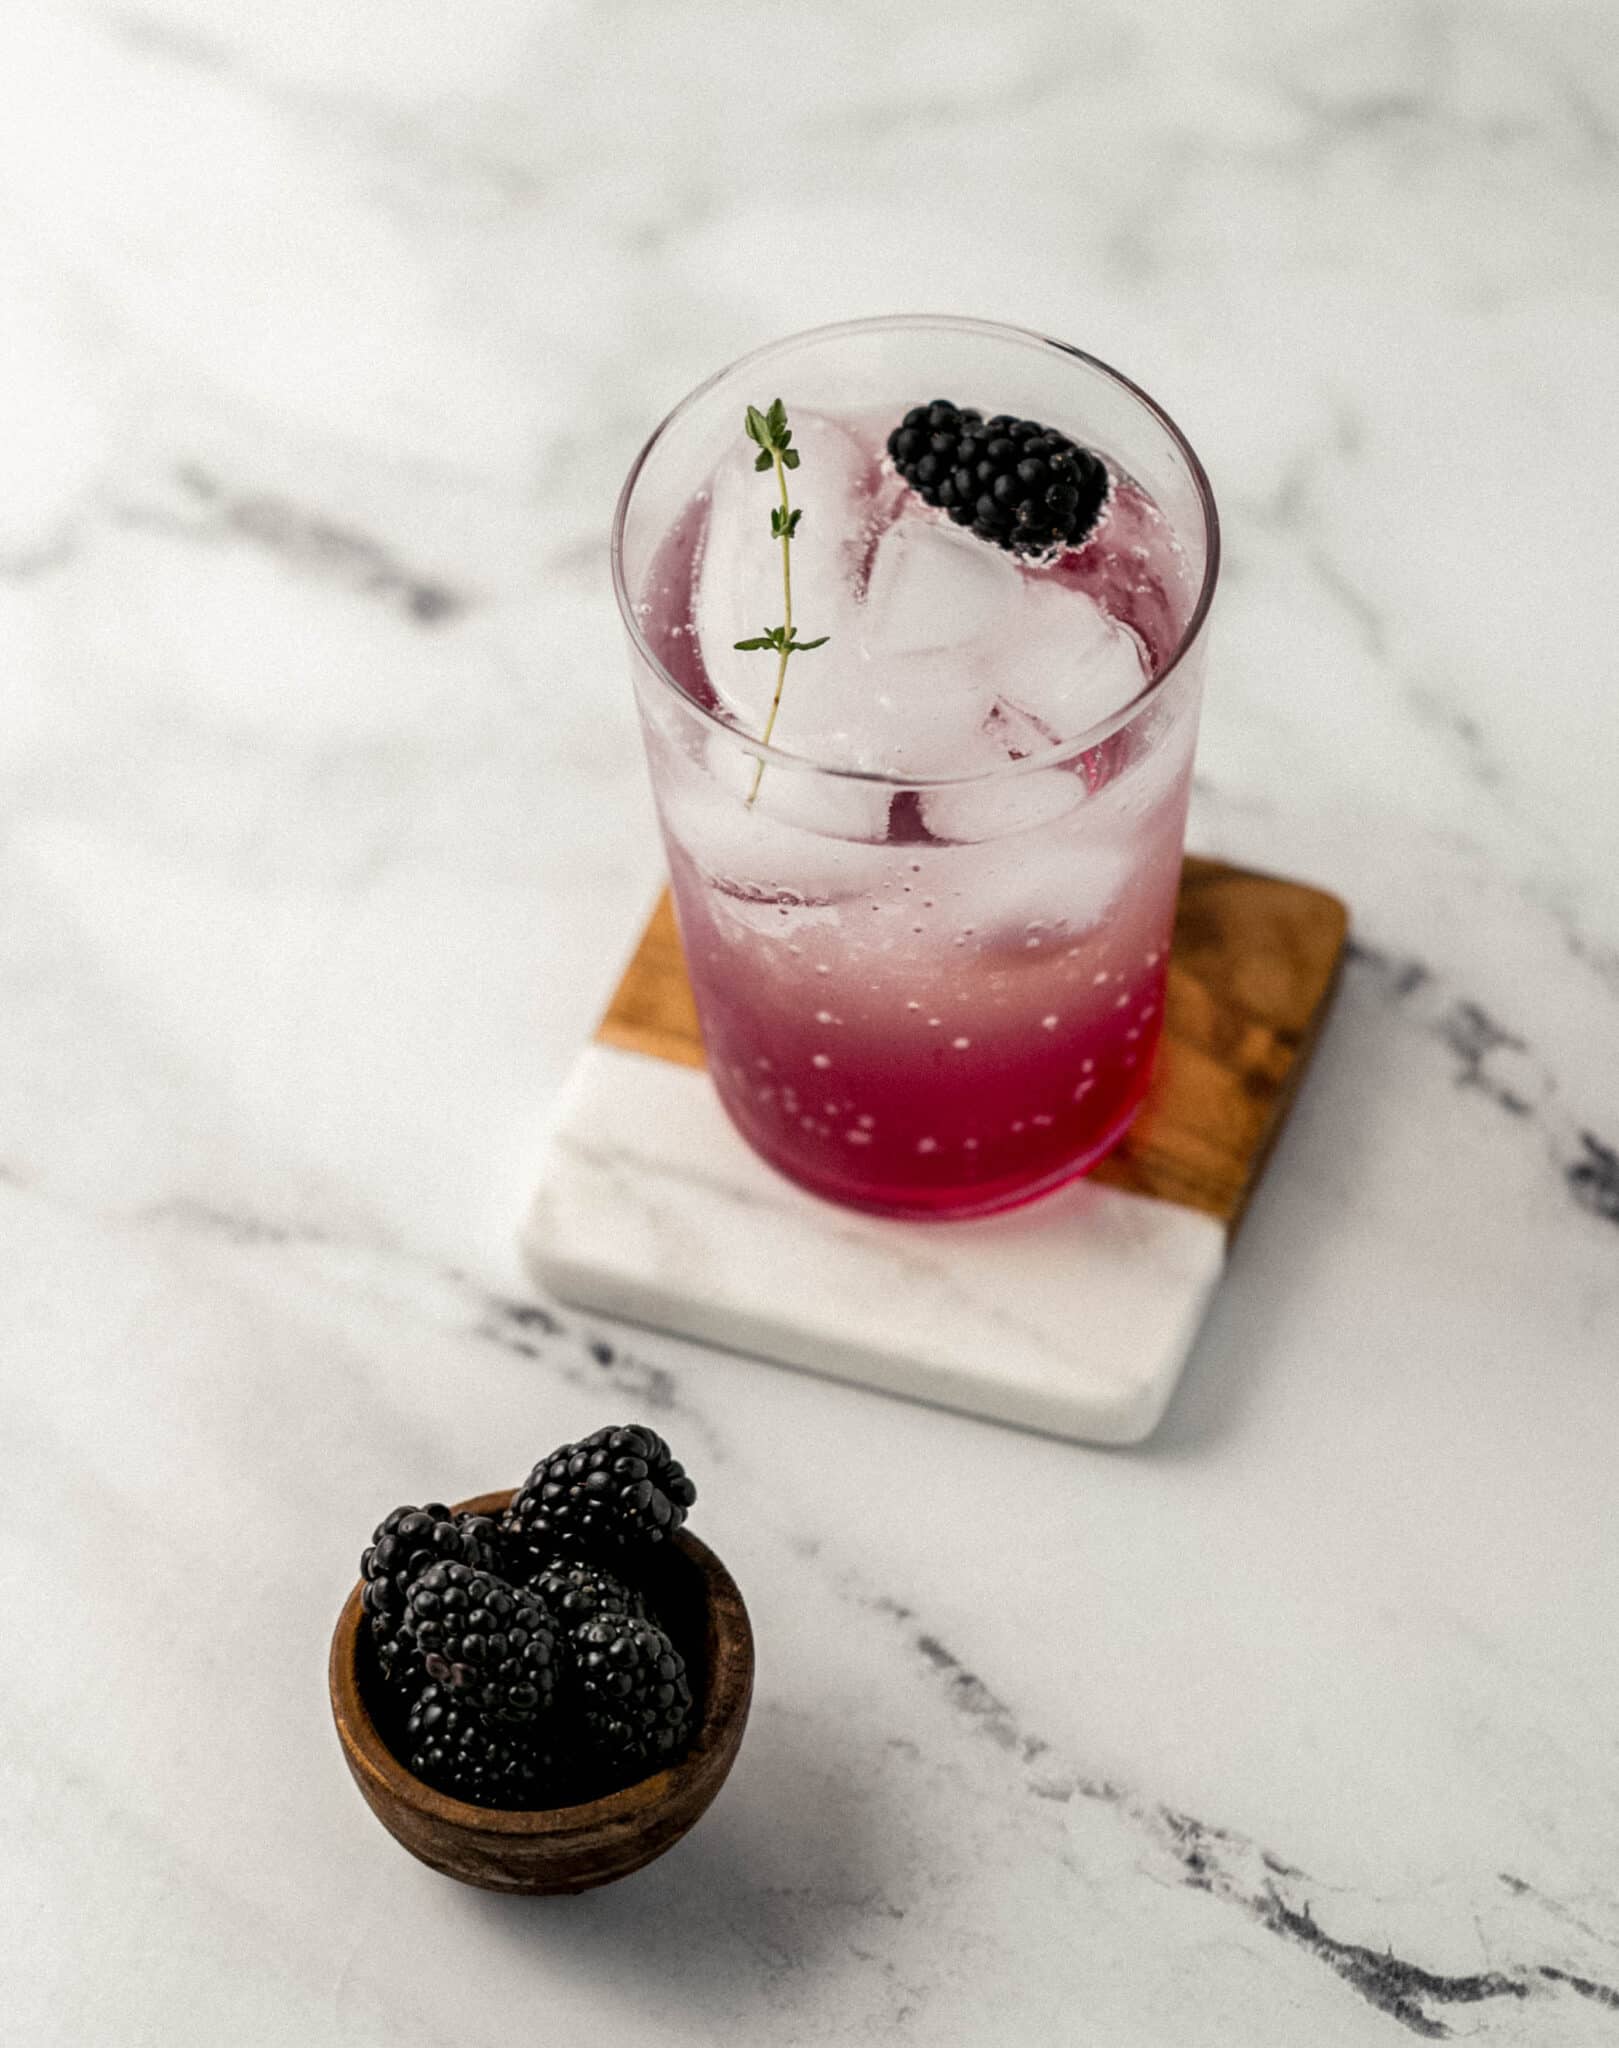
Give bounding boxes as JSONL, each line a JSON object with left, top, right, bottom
{"left": 856, "top": 1576, "right": 1619, "bottom": 2039}
{"left": 112, "top": 465, "right": 470, "bottom": 622}
{"left": 1566, "top": 1135, "right": 1619, "bottom": 1228}
{"left": 1346, "top": 938, "right": 1618, "bottom": 1228}
{"left": 103, "top": 9, "right": 234, "bottom": 71}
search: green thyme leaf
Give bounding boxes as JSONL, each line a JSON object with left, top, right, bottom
{"left": 734, "top": 399, "right": 830, "bottom": 802}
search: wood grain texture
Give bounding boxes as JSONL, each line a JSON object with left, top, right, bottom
{"left": 597, "top": 857, "right": 1347, "bottom": 1238}
{"left": 1090, "top": 856, "right": 1348, "bottom": 1234}
{"left": 597, "top": 892, "right": 708, "bottom": 1070}
{"left": 329, "top": 1496, "right": 754, "bottom": 1895}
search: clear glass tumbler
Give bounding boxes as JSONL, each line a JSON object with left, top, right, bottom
{"left": 613, "top": 315, "right": 1218, "bottom": 1219}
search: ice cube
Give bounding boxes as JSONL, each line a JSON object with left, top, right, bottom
{"left": 1085, "top": 708, "right": 1198, "bottom": 833}
{"left": 993, "top": 578, "right": 1148, "bottom": 741}
{"left": 654, "top": 744, "right": 892, "bottom": 924}
{"left": 1051, "top": 479, "right": 1195, "bottom": 676}
{"left": 983, "top": 695, "right": 1058, "bottom": 760}
{"left": 709, "top": 737, "right": 894, "bottom": 844}
{"left": 1030, "top": 831, "right": 1137, "bottom": 934}
{"left": 923, "top": 766, "right": 1087, "bottom": 844}
{"left": 863, "top": 518, "right": 1020, "bottom": 655}
{"left": 694, "top": 409, "right": 874, "bottom": 752}
{"left": 803, "top": 514, "right": 1019, "bottom": 779}
{"left": 826, "top": 652, "right": 1005, "bottom": 780}
{"left": 672, "top": 777, "right": 897, "bottom": 942}
{"left": 925, "top": 820, "right": 1137, "bottom": 945}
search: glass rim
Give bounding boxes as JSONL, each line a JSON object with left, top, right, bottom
{"left": 609, "top": 312, "right": 1221, "bottom": 790}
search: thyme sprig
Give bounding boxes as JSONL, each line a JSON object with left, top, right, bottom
{"left": 734, "top": 399, "right": 828, "bottom": 801}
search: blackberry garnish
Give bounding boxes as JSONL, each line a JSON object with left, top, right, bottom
{"left": 527, "top": 1557, "right": 648, "bottom": 1629}
{"left": 360, "top": 1504, "right": 499, "bottom": 1682}
{"left": 573, "top": 1612, "right": 695, "bottom": 1771}
{"left": 887, "top": 400, "right": 1109, "bottom": 555}
{"left": 505, "top": 1423, "right": 696, "bottom": 1560}
{"left": 402, "top": 1561, "right": 561, "bottom": 1725}
{"left": 405, "top": 1683, "right": 548, "bottom": 1810}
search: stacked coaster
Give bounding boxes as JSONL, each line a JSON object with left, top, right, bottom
{"left": 524, "top": 857, "right": 1347, "bottom": 1445}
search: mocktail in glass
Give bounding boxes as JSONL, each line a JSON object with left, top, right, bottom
{"left": 613, "top": 316, "right": 1218, "bottom": 1219}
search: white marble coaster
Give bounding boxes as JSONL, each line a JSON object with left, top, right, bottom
{"left": 521, "top": 863, "right": 1345, "bottom": 1446}
{"left": 525, "top": 1043, "right": 1226, "bottom": 1445}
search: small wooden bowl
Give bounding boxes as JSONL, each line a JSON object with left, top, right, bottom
{"left": 329, "top": 1491, "right": 754, "bottom": 1894}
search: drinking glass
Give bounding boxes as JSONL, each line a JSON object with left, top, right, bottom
{"left": 613, "top": 315, "right": 1219, "bottom": 1219}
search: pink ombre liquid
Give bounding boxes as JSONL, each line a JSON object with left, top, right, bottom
{"left": 637, "top": 409, "right": 1199, "bottom": 1218}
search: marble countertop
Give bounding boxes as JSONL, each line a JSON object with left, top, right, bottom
{"left": 4, "top": 1, "right": 1617, "bottom": 2040}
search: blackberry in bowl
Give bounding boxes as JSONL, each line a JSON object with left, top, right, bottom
{"left": 330, "top": 1433, "right": 753, "bottom": 1895}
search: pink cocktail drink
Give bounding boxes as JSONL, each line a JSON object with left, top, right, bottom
{"left": 615, "top": 319, "right": 1217, "bottom": 1219}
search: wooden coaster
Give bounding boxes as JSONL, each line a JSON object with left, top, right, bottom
{"left": 525, "top": 857, "right": 1347, "bottom": 1444}
{"left": 597, "top": 857, "right": 1347, "bottom": 1238}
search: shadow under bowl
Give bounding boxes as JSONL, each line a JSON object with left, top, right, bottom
{"left": 329, "top": 1490, "right": 754, "bottom": 1894}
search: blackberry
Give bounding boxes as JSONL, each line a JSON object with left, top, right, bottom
{"left": 887, "top": 400, "right": 1109, "bottom": 555}
{"left": 527, "top": 1557, "right": 647, "bottom": 1628}
{"left": 360, "top": 1504, "right": 499, "bottom": 1681}
{"left": 402, "top": 1561, "right": 561, "bottom": 1724}
{"left": 573, "top": 1612, "right": 695, "bottom": 1770}
{"left": 505, "top": 1423, "right": 696, "bottom": 1560}
{"left": 405, "top": 1683, "right": 548, "bottom": 1809}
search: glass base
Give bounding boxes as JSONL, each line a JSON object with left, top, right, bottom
{"left": 723, "top": 1066, "right": 1153, "bottom": 1223}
